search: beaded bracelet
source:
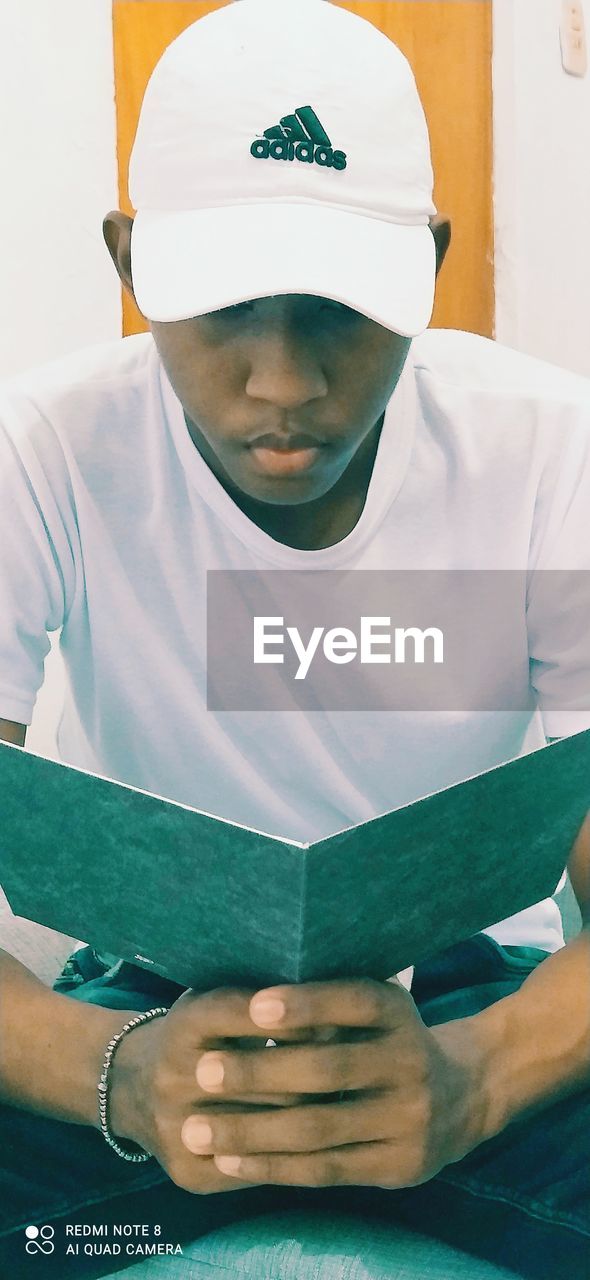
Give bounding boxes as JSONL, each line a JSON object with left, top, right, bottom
{"left": 97, "top": 1007, "right": 169, "bottom": 1162}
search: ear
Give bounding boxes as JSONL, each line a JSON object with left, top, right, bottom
{"left": 429, "top": 215, "right": 452, "bottom": 276}
{"left": 103, "top": 211, "right": 136, "bottom": 300}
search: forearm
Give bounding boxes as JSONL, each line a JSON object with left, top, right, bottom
{"left": 0, "top": 949, "right": 139, "bottom": 1128}
{"left": 433, "top": 927, "right": 590, "bottom": 1146}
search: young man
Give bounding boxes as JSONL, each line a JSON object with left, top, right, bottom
{"left": 0, "top": 2, "right": 589, "bottom": 1277}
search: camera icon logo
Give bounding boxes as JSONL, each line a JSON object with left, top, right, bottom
{"left": 25, "top": 1225, "right": 55, "bottom": 1255}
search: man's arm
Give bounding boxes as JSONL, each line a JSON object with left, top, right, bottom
{"left": 0, "top": 719, "right": 134, "bottom": 1124}
{"left": 0, "top": 718, "right": 134, "bottom": 1123}
{"left": 566, "top": 810, "right": 590, "bottom": 928}
{"left": 445, "top": 812, "right": 590, "bottom": 1139}
{"left": 0, "top": 948, "right": 140, "bottom": 1126}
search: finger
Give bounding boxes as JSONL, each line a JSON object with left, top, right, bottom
{"left": 195, "top": 1037, "right": 391, "bottom": 1097}
{"left": 249, "top": 980, "right": 414, "bottom": 1035}
{"left": 171, "top": 987, "right": 274, "bottom": 1044}
{"left": 195, "top": 1093, "right": 309, "bottom": 1109}
{"left": 213, "top": 1143, "right": 400, "bottom": 1188}
{"left": 182, "top": 1095, "right": 391, "bottom": 1156}
{"left": 169, "top": 1152, "right": 264, "bottom": 1196}
{"left": 234, "top": 1028, "right": 323, "bottom": 1047}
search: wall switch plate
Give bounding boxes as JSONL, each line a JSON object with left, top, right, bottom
{"left": 560, "top": 1, "right": 588, "bottom": 76}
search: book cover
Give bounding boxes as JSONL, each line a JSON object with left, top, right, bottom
{"left": 2, "top": 730, "right": 589, "bottom": 989}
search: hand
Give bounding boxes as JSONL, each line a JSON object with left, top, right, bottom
{"left": 181, "top": 978, "right": 491, "bottom": 1189}
{"left": 108, "top": 986, "right": 310, "bottom": 1194}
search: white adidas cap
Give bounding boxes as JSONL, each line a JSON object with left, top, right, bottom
{"left": 129, "top": 0, "right": 438, "bottom": 336}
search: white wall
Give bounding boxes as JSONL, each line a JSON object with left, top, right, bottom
{"left": 0, "top": 0, "right": 120, "bottom": 379}
{"left": 493, "top": 0, "right": 590, "bottom": 376}
{"left": 0, "top": 0, "right": 120, "bottom": 755}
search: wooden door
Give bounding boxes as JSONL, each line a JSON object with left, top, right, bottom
{"left": 112, "top": 0, "right": 493, "bottom": 337}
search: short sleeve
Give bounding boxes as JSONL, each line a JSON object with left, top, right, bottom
{"left": 0, "top": 398, "right": 77, "bottom": 725}
{"left": 527, "top": 408, "right": 590, "bottom": 739}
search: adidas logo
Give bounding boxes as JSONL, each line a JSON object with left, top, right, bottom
{"left": 250, "top": 105, "right": 347, "bottom": 170}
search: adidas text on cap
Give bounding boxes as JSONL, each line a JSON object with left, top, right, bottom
{"left": 129, "top": 0, "right": 438, "bottom": 337}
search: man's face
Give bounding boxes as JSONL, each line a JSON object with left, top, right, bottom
{"left": 150, "top": 295, "right": 411, "bottom": 506}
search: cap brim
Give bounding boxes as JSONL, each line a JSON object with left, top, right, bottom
{"left": 130, "top": 203, "right": 436, "bottom": 337}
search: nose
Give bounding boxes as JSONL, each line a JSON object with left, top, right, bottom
{"left": 244, "top": 327, "right": 328, "bottom": 411}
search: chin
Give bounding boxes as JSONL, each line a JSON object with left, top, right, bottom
{"left": 237, "top": 471, "right": 335, "bottom": 507}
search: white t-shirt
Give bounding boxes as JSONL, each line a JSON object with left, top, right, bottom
{"left": 1, "top": 328, "right": 589, "bottom": 957}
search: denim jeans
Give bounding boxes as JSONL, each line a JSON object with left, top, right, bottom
{"left": 1, "top": 935, "right": 588, "bottom": 1280}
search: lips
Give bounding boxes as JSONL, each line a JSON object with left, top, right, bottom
{"left": 247, "top": 432, "right": 326, "bottom": 478}
{"left": 248, "top": 431, "right": 325, "bottom": 451}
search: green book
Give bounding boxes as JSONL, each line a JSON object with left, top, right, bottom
{"left": 1, "top": 732, "right": 589, "bottom": 989}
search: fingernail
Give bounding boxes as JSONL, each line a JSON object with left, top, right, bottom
{"left": 182, "top": 1120, "right": 213, "bottom": 1153}
{"left": 196, "top": 1054, "right": 225, "bottom": 1091}
{"left": 250, "top": 997, "right": 286, "bottom": 1027}
{"left": 216, "top": 1156, "right": 242, "bottom": 1176}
